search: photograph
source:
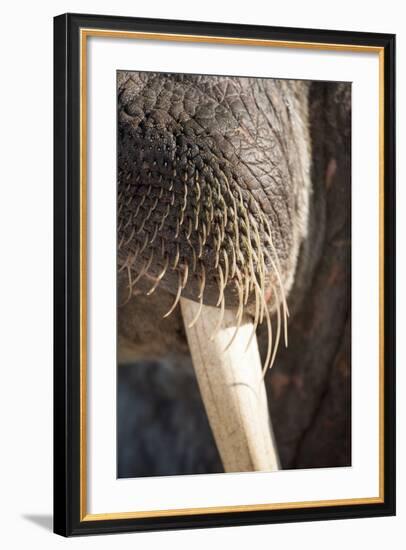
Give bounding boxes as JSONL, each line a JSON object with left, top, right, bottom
{"left": 116, "top": 71, "right": 352, "bottom": 477}
{"left": 0, "top": 1, "right": 401, "bottom": 547}
{"left": 53, "top": 13, "right": 395, "bottom": 535}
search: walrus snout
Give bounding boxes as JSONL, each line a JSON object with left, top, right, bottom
{"left": 117, "top": 72, "right": 312, "bottom": 369}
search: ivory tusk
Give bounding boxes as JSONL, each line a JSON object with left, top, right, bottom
{"left": 180, "top": 298, "right": 280, "bottom": 473}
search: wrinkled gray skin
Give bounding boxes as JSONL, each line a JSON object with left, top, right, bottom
{"left": 117, "top": 73, "right": 351, "bottom": 476}
{"left": 118, "top": 74, "right": 311, "bottom": 311}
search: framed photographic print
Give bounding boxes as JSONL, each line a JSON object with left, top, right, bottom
{"left": 53, "top": 12, "right": 396, "bottom": 536}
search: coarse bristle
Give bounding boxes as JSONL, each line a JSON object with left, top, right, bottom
{"left": 118, "top": 162, "right": 289, "bottom": 375}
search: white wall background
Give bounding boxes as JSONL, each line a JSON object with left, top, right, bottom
{"left": 0, "top": 1, "right": 403, "bottom": 548}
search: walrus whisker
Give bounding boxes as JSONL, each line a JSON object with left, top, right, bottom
{"left": 146, "top": 255, "right": 169, "bottom": 295}
{"left": 181, "top": 262, "right": 189, "bottom": 289}
{"left": 269, "top": 284, "right": 282, "bottom": 370}
{"left": 130, "top": 243, "right": 140, "bottom": 267}
{"left": 172, "top": 243, "right": 180, "bottom": 270}
{"left": 186, "top": 217, "right": 193, "bottom": 240}
{"left": 229, "top": 239, "right": 237, "bottom": 279}
{"left": 188, "top": 293, "right": 203, "bottom": 328}
{"left": 149, "top": 222, "right": 159, "bottom": 244}
{"left": 194, "top": 202, "right": 200, "bottom": 231}
{"left": 118, "top": 255, "right": 130, "bottom": 274}
{"left": 139, "top": 230, "right": 149, "bottom": 254}
{"left": 189, "top": 242, "right": 197, "bottom": 273}
{"left": 223, "top": 249, "right": 229, "bottom": 286}
{"left": 117, "top": 265, "right": 135, "bottom": 308}
{"left": 131, "top": 248, "right": 154, "bottom": 286}
{"left": 163, "top": 270, "right": 183, "bottom": 318}
{"left": 244, "top": 226, "right": 256, "bottom": 288}
{"left": 179, "top": 207, "right": 185, "bottom": 227}
{"left": 198, "top": 232, "right": 203, "bottom": 258}
{"left": 263, "top": 245, "right": 288, "bottom": 347}
{"left": 213, "top": 234, "right": 219, "bottom": 268}
{"left": 117, "top": 234, "right": 125, "bottom": 250}
{"left": 146, "top": 196, "right": 159, "bottom": 220}
{"left": 241, "top": 229, "right": 255, "bottom": 282}
{"left": 243, "top": 266, "right": 250, "bottom": 306}
{"left": 195, "top": 178, "right": 201, "bottom": 201}
{"left": 259, "top": 284, "right": 273, "bottom": 376}
{"left": 251, "top": 218, "right": 266, "bottom": 319}
{"left": 136, "top": 215, "right": 147, "bottom": 235}
{"left": 209, "top": 200, "right": 214, "bottom": 224}
{"left": 133, "top": 194, "right": 146, "bottom": 218}
{"left": 263, "top": 218, "right": 290, "bottom": 316}
{"left": 245, "top": 279, "right": 261, "bottom": 352}
{"left": 216, "top": 265, "right": 225, "bottom": 307}
{"left": 223, "top": 279, "right": 244, "bottom": 352}
{"left": 158, "top": 203, "right": 170, "bottom": 231}
{"left": 216, "top": 224, "right": 222, "bottom": 256}
{"left": 201, "top": 222, "right": 207, "bottom": 246}
{"left": 181, "top": 181, "right": 188, "bottom": 213}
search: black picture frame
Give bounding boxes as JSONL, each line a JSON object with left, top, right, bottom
{"left": 54, "top": 12, "right": 396, "bottom": 536}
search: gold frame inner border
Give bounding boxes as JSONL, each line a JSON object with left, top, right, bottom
{"left": 79, "top": 27, "right": 385, "bottom": 522}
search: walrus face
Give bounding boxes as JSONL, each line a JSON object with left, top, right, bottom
{"left": 117, "top": 72, "right": 312, "bottom": 351}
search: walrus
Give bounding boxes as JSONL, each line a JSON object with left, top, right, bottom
{"left": 116, "top": 72, "right": 351, "bottom": 476}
